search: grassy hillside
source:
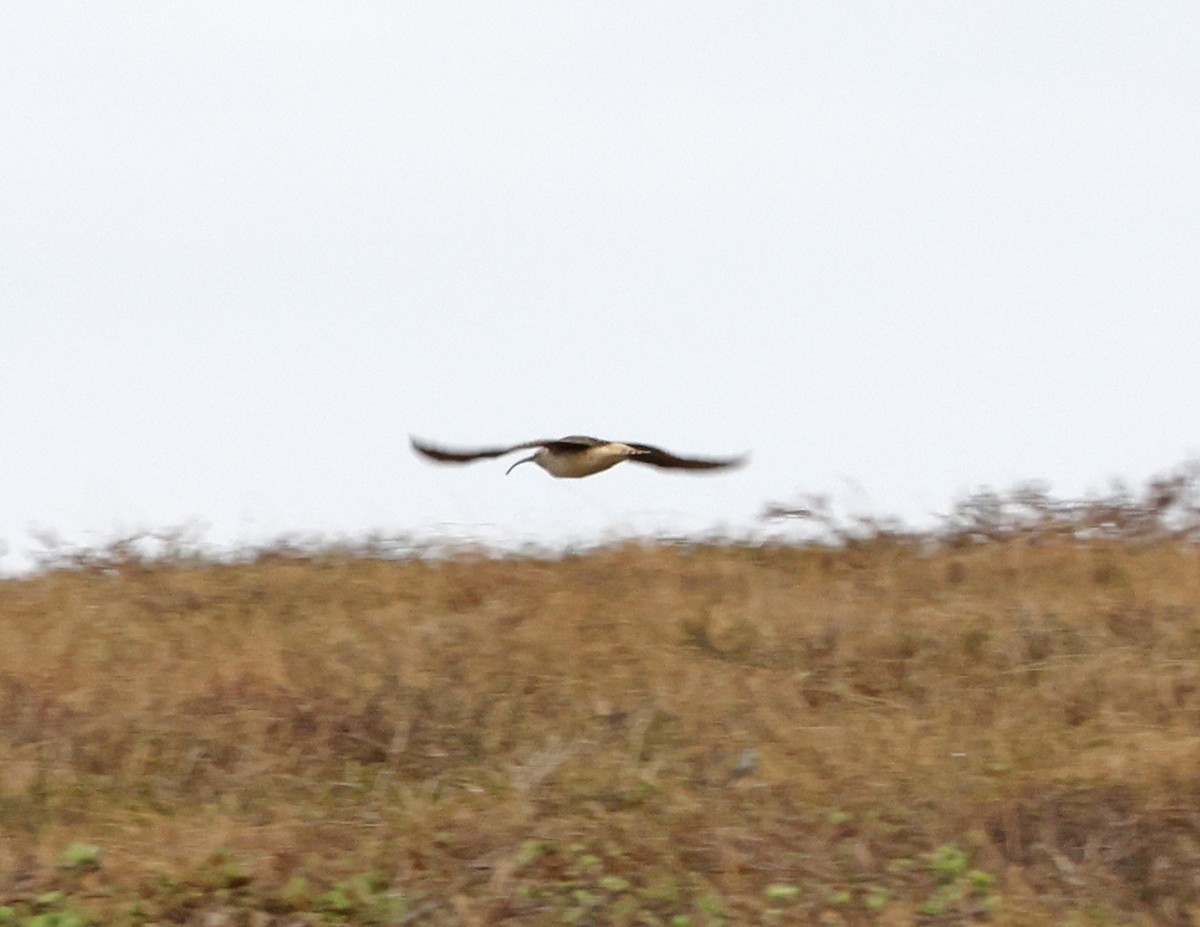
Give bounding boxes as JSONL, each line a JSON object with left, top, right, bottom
{"left": 2, "top": 507, "right": 1200, "bottom": 924}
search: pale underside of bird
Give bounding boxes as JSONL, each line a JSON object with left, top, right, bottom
{"left": 411, "top": 435, "right": 747, "bottom": 479}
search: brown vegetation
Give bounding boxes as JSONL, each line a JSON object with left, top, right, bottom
{"left": 2, "top": 476, "right": 1200, "bottom": 925}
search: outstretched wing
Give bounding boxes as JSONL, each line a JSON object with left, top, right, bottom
{"left": 410, "top": 436, "right": 549, "bottom": 464}
{"left": 624, "top": 443, "right": 748, "bottom": 471}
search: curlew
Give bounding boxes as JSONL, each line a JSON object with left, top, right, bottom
{"left": 411, "top": 435, "right": 747, "bottom": 479}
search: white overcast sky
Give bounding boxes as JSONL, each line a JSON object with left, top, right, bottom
{"left": 3, "top": 4, "right": 1199, "bottom": 570}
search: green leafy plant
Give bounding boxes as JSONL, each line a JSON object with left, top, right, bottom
{"left": 58, "top": 843, "right": 102, "bottom": 873}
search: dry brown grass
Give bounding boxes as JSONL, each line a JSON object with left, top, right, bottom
{"left": 2, "top": 516, "right": 1200, "bottom": 924}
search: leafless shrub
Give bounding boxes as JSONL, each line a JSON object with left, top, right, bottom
{"left": 764, "top": 459, "right": 1200, "bottom": 547}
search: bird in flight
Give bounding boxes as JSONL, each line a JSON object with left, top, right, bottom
{"left": 411, "top": 435, "right": 747, "bottom": 479}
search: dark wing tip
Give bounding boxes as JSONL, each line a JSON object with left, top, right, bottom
{"left": 410, "top": 435, "right": 494, "bottom": 463}
{"left": 411, "top": 435, "right": 551, "bottom": 464}
{"left": 411, "top": 436, "right": 458, "bottom": 462}
{"left": 627, "top": 444, "right": 750, "bottom": 471}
